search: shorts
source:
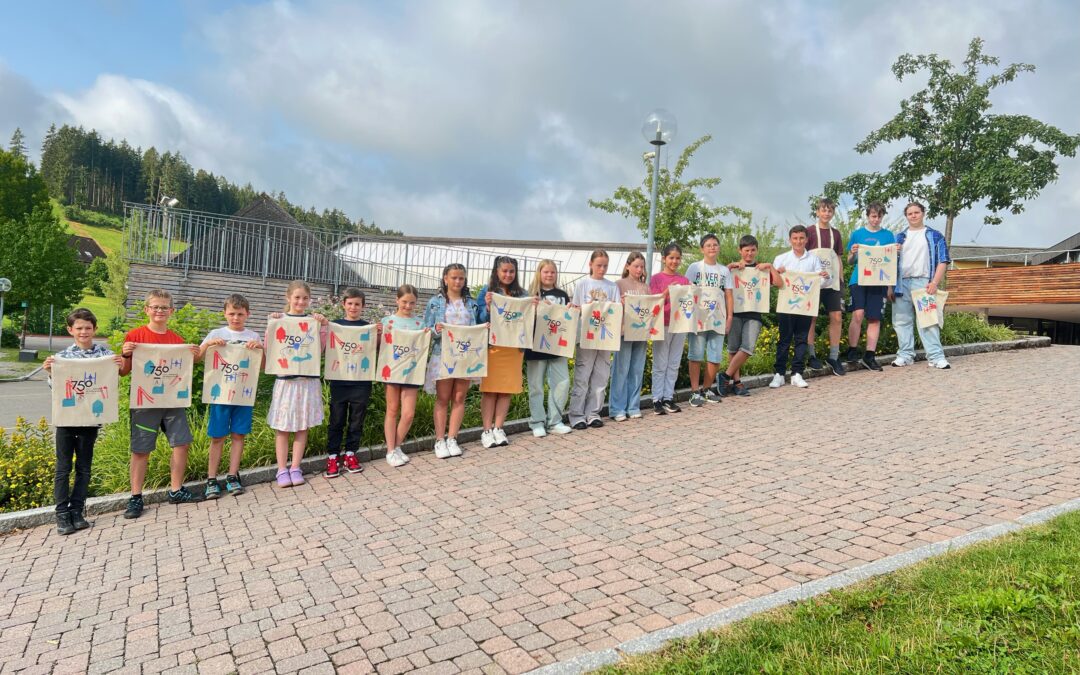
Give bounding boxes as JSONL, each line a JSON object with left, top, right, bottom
{"left": 727, "top": 316, "right": 763, "bottom": 356}
{"left": 849, "top": 285, "right": 887, "bottom": 321}
{"left": 130, "top": 408, "right": 193, "bottom": 454}
{"left": 687, "top": 331, "right": 725, "bottom": 363}
{"left": 207, "top": 404, "right": 254, "bottom": 438}
{"left": 820, "top": 288, "right": 843, "bottom": 313}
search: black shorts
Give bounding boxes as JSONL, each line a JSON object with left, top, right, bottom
{"left": 820, "top": 288, "right": 843, "bottom": 313}
{"left": 849, "top": 285, "right": 887, "bottom": 321}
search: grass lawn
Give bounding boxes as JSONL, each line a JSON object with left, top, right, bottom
{"left": 0, "top": 346, "right": 49, "bottom": 378}
{"left": 77, "top": 294, "right": 120, "bottom": 334}
{"left": 599, "top": 511, "right": 1080, "bottom": 674}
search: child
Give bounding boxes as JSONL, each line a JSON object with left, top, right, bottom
{"left": 43, "top": 308, "right": 123, "bottom": 534}
{"left": 685, "top": 233, "right": 734, "bottom": 407}
{"left": 383, "top": 284, "right": 427, "bottom": 466}
{"left": 721, "top": 235, "right": 772, "bottom": 396}
{"left": 475, "top": 257, "right": 528, "bottom": 448}
{"left": 119, "top": 290, "right": 203, "bottom": 518}
{"left": 806, "top": 197, "right": 846, "bottom": 375}
{"left": 525, "top": 259, "right": 572, "bottom": 436}
{"left": 845, "top": 202, "right": 896, "bottom": 371}
{"left": 568, "top": 249, "right": 620, "bottom": 429}
{"left": 609, "top": 252, "right": 649, "bottom": 420}
{"left": 649, "top": 243, "right": 689, "bottom": 414}
{"left": 424, "top": 265, "right": 479, "bottom": 457}
{"left": 325, "top": 288, "right": 374, "bottom": 476}
{"left": 892, "top": 201, "right": 952, "bottom": 369}
{"left": 266, "top": 280, "right": 329, "bottom": 487}
{"left": 197, "top": 294, "right": 263, "bottom": 497}
{"left": 770, "top": 226, "right": 826, "bottom": 389}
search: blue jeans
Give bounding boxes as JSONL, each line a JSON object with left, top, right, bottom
{"left": 893, "top": 276, "right": 945, "bottom": 363}
{"left": 609, "top": 340, "right": 647, "bottom": 416}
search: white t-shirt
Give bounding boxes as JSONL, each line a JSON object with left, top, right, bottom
{"left": 901, "top": 228, "right": 930, "bottom": 278}
{"left": 572, "top": 277, "right": 620, "bottom": 305}
{"left": 685, "top": 260, "right": 733, "bottom": 289}
{"left": 201, "top": 326, "right": 261, "bottom": 346}
{"left": 773, "top": 249, "right": 823, "bottom": 274}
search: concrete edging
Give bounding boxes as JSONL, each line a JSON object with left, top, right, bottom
{"left": 0, "top": 336, "right": 1051, "bottom": 534}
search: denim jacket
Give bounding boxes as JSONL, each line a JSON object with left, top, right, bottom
{"left": 423, "top": 293, "right": 478, "bottom": 346}
{"left": 473, "top": 285, "right": 526, "bottom": 323}
{"left": 894, "top": 226, "right": 951, "bottom": 297}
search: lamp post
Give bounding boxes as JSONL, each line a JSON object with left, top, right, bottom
{"left": 641, "top": 109, "right": 677, "bottom": 281}
{"left": 0, "top": 277, "right": 10, "bottom": 348}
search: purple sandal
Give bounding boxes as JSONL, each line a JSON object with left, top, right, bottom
{"left": 289, "top": 467, "right": 305, "bottom": 486}
{"left": 276, "top": 469, "right": 292, "bottom": 487}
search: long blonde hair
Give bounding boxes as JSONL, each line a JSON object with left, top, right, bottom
{"left": 622, "top": 252, "right": 646, "bottom": 281}
{"left": 283, "top": 279, "right": 312, "bottom": 312}
{"left": 529, "top": 259, "right": 559, "bottom": 296}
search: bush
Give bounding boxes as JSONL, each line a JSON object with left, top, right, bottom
{"left": 0, "top": 418, "right": 54, "bottom": 512}
{"left": 1, "top": 326, "right": 19, "bottom": 349}
{"left": 84, "top": 257, "right": 109, "bottom": 296}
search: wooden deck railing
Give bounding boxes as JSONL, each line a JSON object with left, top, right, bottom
{"left": 947, "top": 263, "right": 1080, "bottom": 306}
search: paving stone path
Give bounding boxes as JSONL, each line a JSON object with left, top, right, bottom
{"left": 2, "top": 346, "right": 1079, "bottom": 674}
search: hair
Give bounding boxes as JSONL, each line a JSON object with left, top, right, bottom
{"left": 816, "top": 197, "right": 836, "bottom": 211}
{"left": 145, "top": 289, "right": 172, "bottom": 305}
{"left": 283, "top": 279, "right": 312, "bottom": 312}
{"left": 342, "top": 287, "right": 366, "bottom": 303}
{"left": 223, "top": 293, "right": 250, "bottom": 312}
{"left": 66, "top": 307, "right": 97, "bottom": 328}
{"left": 528, "top": 259, "right": 559, "bottom": 296}
{"left": 589, "top": 248, "right": 610, "bottom": 263}
{"left": 904, "top": 201, "right": 926, "bottom": 216}
{"left": 662, "top": 242, "right": 683, "bottom": 257}
{"left": 488, "top": 256, "right": 524, "bottom": 297}
{"left": 738, "top": 234, "right": 759, "bottom": 249}
{"left": 622, "top": 252, "right": 646, "bottom": 281}
{"left": 396, "top": 284, "right": 419, "bottom": 300}
{"left": 789, "top": 224, "right": 808, "bottom": 237}
{"left": 699, "top": 233, "right": 719, "bottom": 247}
{"left": 439, "top": 263, "right": 469, "bottom": 300}
{"left": 866, "top": 202, "right": 887, "bottom": 217}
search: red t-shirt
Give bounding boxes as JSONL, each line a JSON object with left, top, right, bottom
{"left": 124, "top": 325, "right": 186, "bottom": 344}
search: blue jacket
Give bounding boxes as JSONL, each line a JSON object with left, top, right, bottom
{"left": 894, "top": 226, "right": 951, "bottom": 297}
{"left": 473, "top": 285, "right": 526, "bottom": 323}
{"left": 423, "top": 293, "right": 478, "bottom": 346}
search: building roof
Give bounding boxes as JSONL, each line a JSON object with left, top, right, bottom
{"left": 951, "top": 245, "right": 1045, "bottom": 264}
{"left": 67, "top": 234, "right": 106, "bottom": 263}
{"left": 231, "top": 194, "right": 301, "bottom": 225}
{"left": 1028, "top": 231, "right": 1080, "bottom": 266}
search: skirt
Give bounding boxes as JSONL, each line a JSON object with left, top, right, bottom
{"left": 267, "top": 378, "right": 325, "bottom": 432}
{"left": 481, "top": 346, "right": 524, "bottom": 394}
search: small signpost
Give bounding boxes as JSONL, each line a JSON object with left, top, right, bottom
{"left": 0, "top": 277, "right": 10, "bottom": 348}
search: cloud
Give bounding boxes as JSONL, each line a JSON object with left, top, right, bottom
{"left": 0, "top": 62, "right": 52, "bottom": 159}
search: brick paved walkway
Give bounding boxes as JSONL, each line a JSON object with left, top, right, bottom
{"left": 2, "top": 346, "right": 1079, "bottom": 674}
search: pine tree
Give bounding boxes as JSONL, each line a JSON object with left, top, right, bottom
{"left": 8, "top": 128, "right": 27, "bottom": 161}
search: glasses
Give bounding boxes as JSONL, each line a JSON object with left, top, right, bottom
{"left": 147, "top": 305, "right": 173, "bottom": 312}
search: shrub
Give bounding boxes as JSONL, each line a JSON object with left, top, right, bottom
{"left": 84, "top": 257, "right": 109, "bottom": 296}
{"left": 0, "top": 418, "right": 54, "bottom": 512}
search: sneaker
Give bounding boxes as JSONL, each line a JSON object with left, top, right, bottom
{"left": 929, "top": 359, "right": 952, "bottom": 370}
{"left": 71, "top": 510, "right": 90, "bottom": 530}
{"left": 56, "top": 512, "right": 75, "bottom": 536}
{"left": 826, "top": 358, "right": 846, "bottom": 376}
{"left": 532, "top": 426, "right": 548, "bottom": 438}
{"left": 861, "top": 355, "right": 882, "bottom": 372}
{"left": 653, "top": 400, "right": 667, "bottom": 415}
{"left": 386, "top": 450, "right": 407, "bottom": 467}
{"left": 689, "top": 391, "right": 706, "bottom": 407}
{"left": 717, "top": 371, "right": 733, "bottom": 390}
{"left": 807, "top": 356, "right": 823, "bottom": 370}
{"left": 628, "top": 411, "right": 643, "bottom": 419}
{"left": 225, "top": 475, "right": 245, "bottom": 495}
{"left": 204, "top": 478, "right": 222, "bottom": 499}
{"left": 549, "top": 423, "right": 573, "bottom": 434}
{"left": 704, "top": 389, "right": 723, "bottom": 403}
{"left": 791, "top": 373, "right": 809, "bottom": 388}
{"left": 769, "top": 373, "right": 785, "bottom": 388}
{"left": 168, "top": 486, "right": 205, "bottom": 504}
{"left": 493, "top": 427, "right": 509, "bottom": 446}
{"left": 289, "top": 468, "right": 305, "bottom": 486}
{"left": 397, "top": 447, "right": 411, "bottom": 464}
{"left": 571, "top": 421, "right": 587, "bottom": 430}
{"left": 276, "top": 469, "right": 292, "bottom": 487}
{"left": 445, "top": 438, "right": 463, "bottom": 456}
{"left": 123, "top": 495, "right": 144, "bottom": 519}
{"left": 891, "top": 356, "right": 911, "bottom": 368}
{"left": 325, "top": 456, "right": 341, "bottom": 478}
{"left": 588, "top": 419, "right": 604, "bottom": 428}
{"left": 733, "top": 382, "right": 750, "bottom": 397}
{"left": 612, "top": 413, "right": 627, "bottom": 422}
{"left": 662, "top": 399, "right": 681, "bottom": 413}
{"left": 434, "top": 439, "right": 451, "bottom": 459}
{"left": 343, "top": 453, "right": 363, "bottom": 473}
{"left": 844, "top": 347, "right": 861, "bottom": 362}
{"left": 481, "top": 429, "right": 498, "bottom": 448}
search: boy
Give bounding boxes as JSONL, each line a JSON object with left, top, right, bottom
{"left": 893, "top": 201, "right": 952, "bottom": 369}
{"left": 845, "top": 202, "right": 896, "bottom": 371}
{"left": 770, "top": 225, "right": 826, "bottom": 389}
{"left": 325, "top": 288, "right": 373, "bottom": 477}
{"left": 119, "top": 289, "right": 203, "bottom": 518}
{"left": 685, "top": 233, "right": 735, "bottom": 407}
{"left": 197, "top": 294, "right": 263, "bottom": 498}
{"left": 43, "top": 308, "right": 123, "bottom": 535}
{"left": 805, "top": 198, "right": 846, "bottom": 376}
{"left": 720, "top": 235, "right": 772, "bottom": 396}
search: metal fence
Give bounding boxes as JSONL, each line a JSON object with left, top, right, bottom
{"left": 949, "top": 248, "right": 1078, "bottom": 268}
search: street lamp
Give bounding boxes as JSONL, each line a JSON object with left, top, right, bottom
{"left": 641, "top": 109, "right": 677, "bottom": 280}
{"left": 0, "top": 277, "right": 10, "bottom": 348}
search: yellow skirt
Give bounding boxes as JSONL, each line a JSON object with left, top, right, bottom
{"left": 480, "top": 346, "right": 524, "bottom": 394}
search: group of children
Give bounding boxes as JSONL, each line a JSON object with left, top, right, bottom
{"left": 44, "top": 198, "right": 950, "bottom": 533}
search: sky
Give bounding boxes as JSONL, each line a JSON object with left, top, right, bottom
{"left": 3, "top": 0, "right": 1079, "bottom": 252}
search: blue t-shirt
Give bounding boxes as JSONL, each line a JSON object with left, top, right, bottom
{"left": 846, "top": 227, "right": 897, "bottom": 286}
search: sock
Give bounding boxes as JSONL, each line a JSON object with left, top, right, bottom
{"left": 345, "top": 451, "right": 355, "bottom": 457}
{"left": 865, "top": 350, "right": 876, "bottom": 359}
{"left": 829, "top": 346, "right": 840, "bottom": 360}
{"left": 328, "top": 453, "right": 338, "bottom": 459}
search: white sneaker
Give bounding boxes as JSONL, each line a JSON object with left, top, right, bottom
{"left": 791, "top": 373, "right": 809, "bottom": 388}
{"left": 628, "top": 412, "right": 642, "bottom": 419}
{"left": 481, "top": 430, "right": 497, "bottom": 449}
{"left": 434, "top": 439, "right": 451, "bottom": 459}
{"left": 493, "top": 427, "right": 509, "bottom": 446}
{"left": 445, "top": 437, "right": 463, "bottom": 456}
{"left": 613, "top": 413, "right": 627, "bottom": 422}
{"left": 891, "top": 356, "right": 911, "bottom": 367}
{"left": 929, "top": 359, "right": 951, "bottom": 369}
{"left": 397, "top": 447, "right": 410, "bottom": 463}
{"left": 769, "top": 373, "right": 785, "bottom": 388}
{"left": 532, "top": 426, "right": 547, "bottom": 438}
{"left": 386, "top": 450, "right": 407, "bottom": 467}
{"left": 549, "top": 423, "right": 573, "bottom": 434}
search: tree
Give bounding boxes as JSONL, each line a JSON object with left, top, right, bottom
{"left": 589, "top": 134, "right": 748, "bottom": 250}
{"left": 7, "top": 128, "right": 27, "bottom": 161}
{"left": 821, "top": 37, "right": 1080, "bottom": 246}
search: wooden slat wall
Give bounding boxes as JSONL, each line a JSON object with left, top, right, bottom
{"left": 947, "top": 263, "right": 1080, "bottom": 306}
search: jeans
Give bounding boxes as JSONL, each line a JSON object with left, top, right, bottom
{"left": 893, "top": 276, "right": 946, "bottom": 363}
{"left": 327, "top": 384, "right": 372, "bottom": 453}
{"left": 526, "top": 357, "right": 570, "bottom": 429}
{"left": 774, "top": 314, "right": 813, "bottom": 375}
{"left": 609, "top": 340, "right": 647, "bottom": 416}
{"left": 650, "top": 332, "right": 686, "bottom": 401}
{"left": 568, "top": 349, "right": 612, "bottom": 425}
{"left": 55, "top": 426, "right": 98, "bottom": 513}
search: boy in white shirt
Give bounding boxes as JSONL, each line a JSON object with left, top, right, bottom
{"left": 770, "top": 225, "right": 826, "bottom": 388}
{"left": 684, "top": 234, "right": 734, "bottom": 407}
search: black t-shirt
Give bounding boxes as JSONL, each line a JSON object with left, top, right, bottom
{"left": 525, "top": 287, "right": 570, "bottom": 361}
{"left": 328, "top": 317, "right": 373, "bottom": 391}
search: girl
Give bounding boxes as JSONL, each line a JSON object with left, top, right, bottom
{"left": 649, "top": 243, "right": 690, "bottom": 415}
{"left": 525, "top": 260, "right": 572, "bottom": 437}
{"left": 383, "top": 284, "right": 428, "bottom": 467}
{"left": 423, "top": 264, "right": 479, "bottom": 458}
{"left": 267, "top": 280, "right": 328, "bottom": 487}
{"left": 568, "top": 249, "right": 620, "bottom": 429}
{"left": 475, "top": 256, "right": 528, "bottom": 448}
{"left": 609, "top": 252, "right": 649, "bottom": 421}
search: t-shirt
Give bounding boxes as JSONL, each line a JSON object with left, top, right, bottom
{"left": 201, "top": 326, "right": 261, "bottom": 346}
{"left": 125, "top": 325, "right": 185, "bottom": 345}
{"left": 846, "top": 227, "right": 897, "bottom": 286}
{"left": 381, "top": 314, "right": 423, "bottom": 332}
{"left": 773, "top": 249, "right": 823, "bottom": 275}
{"left": 901, "top": 228, "right": 930, "bottom": 278}
{"left": 526, "top": 287, "right": 570, "bottom": 362}
{"left": 329, "top": 318, "right": 373, "bottom": 391}
{"left": 649, "top": 271, "right": 690, "bottom": 326}
{"left": 732, "top": 262, "right": 763, "bottom": 322}
{"left": 685, "top": 260, "right": 733, "bottom": 289}
{"left": 572, "top": 277, "right": 620, "bottom": 305}
{"left": 615, "top": 277, "right": 650, "bottom": 297}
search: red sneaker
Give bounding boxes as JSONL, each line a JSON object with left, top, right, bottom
{"left": 343, "top": 453, "right": 363, "bottom": 474}
{"left": 325, "top": 456, "right": 340, "bottom": 478}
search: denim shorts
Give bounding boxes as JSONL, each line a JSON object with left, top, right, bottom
{"left": 687, "top": 331, "right": 725, "bottom": 363}
{"left": 849, "top": 284, "right": 887, "bottom": 320}
{"left": 727, "top": 316, "right": 763, "bottom": 356}
{"left": 207, "top": 404, "right": 254, "bottom": 438}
